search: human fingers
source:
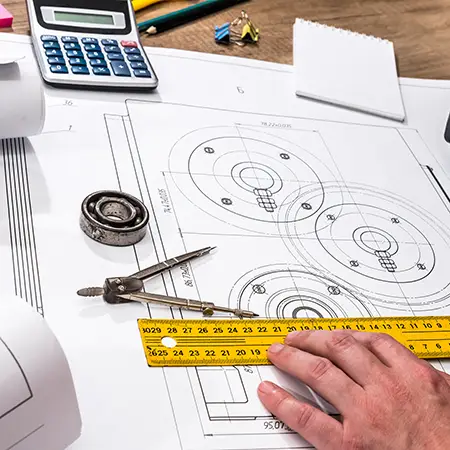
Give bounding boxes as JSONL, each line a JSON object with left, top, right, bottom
{"left": 436, "top": 368, "right": 450, "bottom": 386}
{"left": 347, "top": 331, "right": 421, "bottom": 368}
{"left": 284, "top": 330, "right": 388, "bottom": 387}
{"left": 267, "top": 343, "right": 363, "bottom": 414}
{"left": 258, "top": 381, "right": 342, "bottom": 450}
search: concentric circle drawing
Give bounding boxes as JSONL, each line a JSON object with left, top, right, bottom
{"left": 168, "top": 126, "right": 339, "bottom": 234}
{"left": 229, "top": 265, "right": 377, "bottom": 319}
{"left": 280, "top": 183, "right": 450, "bottom": 311}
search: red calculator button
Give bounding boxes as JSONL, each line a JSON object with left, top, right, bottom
{"left": 121, "top": 40, "right": 138, "bottom": 47}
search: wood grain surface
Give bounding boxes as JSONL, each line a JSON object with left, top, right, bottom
{"left": 2, "top": 0, "right": 450, "bottom": 79}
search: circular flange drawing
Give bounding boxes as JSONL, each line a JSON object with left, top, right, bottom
{"left": 168, "top": 126, "right": 338, "bottom": 234}
{"left": 279, "top": 183, "right": 450, "bottom": 311}
{"left": 229, "top": 265, "right": 377, "bottom": 319}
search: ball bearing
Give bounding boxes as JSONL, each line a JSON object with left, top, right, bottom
{"left": 80, "top": 190, "right": 149, "bottom": 246}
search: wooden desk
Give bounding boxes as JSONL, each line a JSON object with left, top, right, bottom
{"left": 2, "top": 0, "right": 449, "bottom": 79}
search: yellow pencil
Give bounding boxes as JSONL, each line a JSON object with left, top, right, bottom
{"left": 132, "top": 0, "right": 165, "bottom": 12}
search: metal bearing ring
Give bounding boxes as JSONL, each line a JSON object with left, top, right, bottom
{"left": 80, "top": 190, "right": 149, "bottom": 247}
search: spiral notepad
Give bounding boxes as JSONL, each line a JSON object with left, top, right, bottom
{"left": 293, "top": 19, "right": 405, "bottom": 121}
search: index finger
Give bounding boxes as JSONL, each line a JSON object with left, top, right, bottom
{"left": 258, "top": 381, "right": 343, "bottom": 449}
{"left": 343, "top": 330, "right": 421, "bottom": 368}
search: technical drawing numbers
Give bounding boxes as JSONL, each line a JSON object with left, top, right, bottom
{"left": 119, "top": 100, "right": 450, "bottom": 449}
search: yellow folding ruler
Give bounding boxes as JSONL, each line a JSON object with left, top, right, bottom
{"left": 137, "top": 317, "right": 450, "bottom": 367}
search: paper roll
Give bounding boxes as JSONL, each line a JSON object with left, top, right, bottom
{"left": 0, "top": 51, "right": 45, "bottom": 139}
{"left": 0, "top": 297, "right": 82, "bottom": 450}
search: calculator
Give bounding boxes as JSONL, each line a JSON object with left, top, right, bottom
{"left": 25, "top": 0, "right": 158, "bottom": 91}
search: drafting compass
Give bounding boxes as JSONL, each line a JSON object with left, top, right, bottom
{"left": 77, "top": 247, "right": 259, "bottom": 318}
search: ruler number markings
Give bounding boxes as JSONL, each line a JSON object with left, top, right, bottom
{"left": 138, "top": 318, "right": 450, "bottom": 366}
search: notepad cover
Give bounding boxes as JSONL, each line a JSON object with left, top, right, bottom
{"left": 293, "top": 19, "right": 406, "bottom": 121}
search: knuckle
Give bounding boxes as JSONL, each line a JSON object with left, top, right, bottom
{"left": 309, "top": 357, "right": 333, "bottom": 381}
{"left": 328, "top": 331, "right": 356, "bottom": 352}
{"left": 273, "top": 392, "right": 292, "bottom": 413}
{"left": 368, "top": 332, "right": 394, "bottom": 349}
{"left": 272, "top": 392, "right": 299, "bottom": 420}
{"left": 415, "top": 363, "right": 444, "bottom": 388}
{"left": 292, "top": 403, "right": 315, "bottom": 430}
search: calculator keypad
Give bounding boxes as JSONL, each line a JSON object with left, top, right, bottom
{"left": 90, "top": 59, "right": 107, "bottom": 67}
{"left": 69, "top": 58, "right": 87, "bottom": 66}
{"left": 45, "top": 49, "right": 63, "bottom": 57}
{"left": 121, "top": 40, "right": 138, "bottom": 48}
{"left": 127, "top": 54, "right": 144, "bottom": 62}
{"left": 104, "top": 45, "right": 120, "bottom": 53}
{"left": 43, "top": 41, "right": 60, "bottom": 49}
{"left": 81, "top": 38, "right": 98, "bottom": 44}
{"left": 84, "top": 43, "right": 101, "bottom": 51}
{"left": 61, "top": 36, "right": 78, "bottom": 43}
{"left": 41, "top": 36, "right": 152, "bottom": 79}
{"left": 72, "top": 66, "right": 90, "bottom": 75}
{"left": 101, "top": 39, "right": 118, "bottom": 46}
{"left": 111, "top": 61, "right": 131, "bottom": 77}
{"left": 108, "top": 53, "right": 124, "bottom": 61}
{"left": 50, "top": 65, "right": 68, "bottom": 74}
{"left": 93, "top": 67, "right": 111, "bottom": 76}
{"left": 41, "top": 35, "right": 58, "bottom": 42}
{"left": 130, "top": 61, "right": 147, "bottom": 70}
{"left": 48, "top": 56, "right": 65, "bottom": 65}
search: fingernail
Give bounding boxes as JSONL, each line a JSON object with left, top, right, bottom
{"left": 258, "top": 381, "right": 277, "bottom": 394}
{"left": 268, "top": 343, "right": 284, "bottom": 353}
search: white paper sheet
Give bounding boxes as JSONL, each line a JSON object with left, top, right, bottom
{"left": 2, "top": 33, "right": 450, "bottom": 450}
{"left": 0, "top": 56, "right": 24, "bottom": 65}
{"left": 0, "top": 297, "right": 81, "bottom": 450}
{"left": 0, "top": 48, "right": 45, "bottom": 139}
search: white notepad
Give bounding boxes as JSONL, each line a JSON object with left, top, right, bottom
{"left": 293, "top": 19, "right": 406, "bottom": 121}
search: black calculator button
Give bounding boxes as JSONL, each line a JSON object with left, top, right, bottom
{"left": 124, "top": 47, "right": 141, "bottom": 55}
{"left": 107, "top": 53, "right": 124, "bottom": 61}
{"left": 104, "top": 45, "right": 120, "bottom": 53}
{"left": 93, "top": 67, "right": 111, "bottom": 76}
{"left": 61, "top": 36, "right": 78, "bottom": 43}
{"left": 45, "top": 49, "right": 63, "bottom": 57}
{"left": 84, "top": 44, "right": 101, "bottom": 51}
{"left": 90, "top": 59, "right": 107, "bottom": 67}
{"left": 64, "top": 43, "right": 81, "bottom": 50}
{"left": 69, "top": 58, "right": 87, "bottom": 66}
{"left": 101, "top": 39, "right": 118, "bottom": 46}
{"left": 66, "top": 50, "right": 83, "bottom": 57}
{"left": 133, "top": 69, "right": 152, "bottom": 78}
{"left": 72, "top": 66, "right": 90, "bottom": 75}
{"left": 41, "top": 35, "right": 57, "bottom": 42}
{"left": 127, "top": 55, "right": 144, "bottom": 62}
{"left": 47, "top": 56, "right": 66, "bottom": 65}
{"left": 50, "top": 65, "right": 68, "bottom": 74}
{"left": 43, "top": 41, "right": 60, "bottom": 49}
{"left": 82, "top": 37, "right": 98, "bottom": 44}
{"left": 130, "top": 61, "right": 147, "bottom": 69}
{"left": 87, "top": 51, "right": 104, "bottom": 59}
{"left": 111, "top": 61, "right": 131, "bottom": 77}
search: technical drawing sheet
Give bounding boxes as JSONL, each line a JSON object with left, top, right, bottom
{"left": 3, "top": 33, "right": 450, "bottom": 449}
{"left": 0, "top": 297, "right": 81, "bottom": 450}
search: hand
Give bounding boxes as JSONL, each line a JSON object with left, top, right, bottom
{"left": 257, "top": 330, "right": 450, "bottom": 449}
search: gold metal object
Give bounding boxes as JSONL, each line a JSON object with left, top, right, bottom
{"left": 77, "top": 247, "right": 258, "bottom": 318}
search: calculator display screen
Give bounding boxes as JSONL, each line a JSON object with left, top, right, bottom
{"left": 54, "top": 11, "right": 114, "bottom": 25}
